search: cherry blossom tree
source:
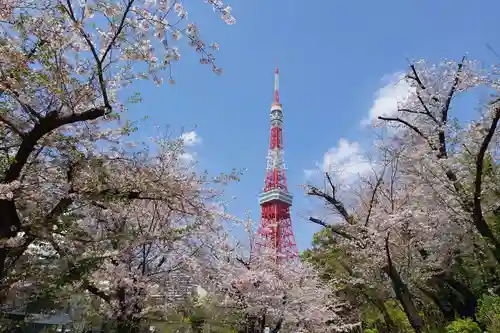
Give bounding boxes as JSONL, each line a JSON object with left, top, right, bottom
{"left": 375, "top": 57, "right": 500, "bottom": 263}
{"left": 306, "top": 57, "right": 500, "bottom": 333}
{"left": 4, "top": 134, "right": 242, "bottom": 333}
{"left": 0, "top": 0, "right": 237, "bottom": 308}
{"left": 302, "top": 226, "right": 397, "bottom": 332}
{"left": 307, "top": 142, "right": 496, "bottom": 332}
{"left": 207, "top": 221, "right": 359, "bottom": 333}
{"left": 307, "top": 155, "right": 425, "bottom": 332}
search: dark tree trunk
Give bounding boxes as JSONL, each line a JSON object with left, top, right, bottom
{"left": 369, "top": 296, "right": 397, "bottom": 331}
{"left": 115, "top": 286, "right": 142, "bottom": 333}
{"left": 239, "top": 313, "right": 282, "bottom": 333}
{"left": 270, "top": 317, "right": 283, "bottom": 333}
{"left": 419, "top": 286, "right": 455, "bottom": 322}
{"left": 384, "top": 264, "right": 423, "bottom": 333}
{"left": 384, "top": 237, "right": 423, "bottom": 333}
{"left": 441, "top": 275, "right": 477, "bottom": 318}
{"left": 0, "top": 199, "right": 22, "bottom": 304}
{"left": 240, "top": 314, "right": 257, "bottom": 333}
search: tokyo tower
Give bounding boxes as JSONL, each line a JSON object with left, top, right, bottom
{"left": 252, "top": 67, "right": 299, "bottom": 263}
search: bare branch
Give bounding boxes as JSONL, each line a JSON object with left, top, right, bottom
{"left": 378, "top": 116, "right": 437, "bottom": 151}
{"left": 308, "top": 217, "right": 355, "bottom": 241}
{"left": 377, "top": 116, "right": 426, "bottom": 140}
{"left": 399, "top": 102, "right": 439, "bottom": 125}
{"left": 236, "top": 257, "right": 250, "bottom": 270}
{"left": 437, "top": 56, "right": 466, "bottom": 158}
{"left": 407, "top": 65, "right": 439, "bottom": 103}
{"left": 308, "top": 175, "right": 350, "bottom": 223}
{"left": 408, "top": 65, "right": 426, "bottom": 90}
{"left": 416, "top": 94, "right": 439, "bottom": 125}
{"left": 365, "top": 173, "right": 384, "bottom": 227}
{"left": 398, "top": 108, "right": 428, "bottom": 116}
{"left": 441, "top": 56, "right": 465, "bottom": 125}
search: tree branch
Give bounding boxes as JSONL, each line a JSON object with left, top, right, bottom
{"left": 473, "top": 105, "right": 500, "bottom": 236}
{"left": 84, "top": 281, "right": 111, "bottom": 303}
{"left": 100, "top": 0, "right": 136, "bottom": 63}
{"left": 441, "top": 56, "right": 465, "bottom": 125}
{"left": 399, "top": 102, "right": 439, "bottom": 125}
{"left": 2, "top": 106, "right": 107, "bottom": 183}
{"left": 48, "top": 237, "right": 111, "bottom": 303}
{"left": 308, "top": 217, "right": 355, "bottom": 241}
{"left": 236, "top": 257, "right": 250, "bottom": 270}
{"left": 378, "top": 116, "right": 440, "bottom": 154}
{"left": 407, "top": 65, "right": 439, "bottom": 103}
{"left": 5, "top": 195, "right": 74, "bottom": 274}
{"left": 0, "top": 114, "right": 25, "bottom": 137}
{"left": 437, "top": 56, "right": 465, "bottom": 158}
{"left": 408, "top": 65, "right": 426, "bottom": 90}
{"left": 308, "top": 175, "right": 350, "bottom": 223}
{"left": 398, "top": 108, "right": 428, "bottom": 116}
{"left": 270, "top": 317, "right": 283, "bottom": 333}
{"left": 417, "top": 94, "right": 440, "bottom": 125}
{"left": 365, "top": 174, "right": 384, "bottom": 226}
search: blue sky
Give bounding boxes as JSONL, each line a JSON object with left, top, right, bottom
{"left": 125, "top": 0, "right": 500, "bottom": 251}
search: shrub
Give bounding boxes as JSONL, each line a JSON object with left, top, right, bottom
{"left": 445, "top": 318, "right": 481, "bottom": 333}
{"left": 476, "top": 294, "right": 500, "bottom": 333}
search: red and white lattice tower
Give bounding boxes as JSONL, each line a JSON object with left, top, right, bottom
{"left": 252, "top": 67, "right": 299, "bottom": 263}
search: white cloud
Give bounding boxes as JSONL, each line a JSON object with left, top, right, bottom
{"left": 180, "top": 131, "right": 202, "bottom": 146}
{"left": 304, "top": 139, "right": 372, "bottom": 182}
{"left": 180, "top": 152, "right": 196, "bottom": 163}
{"left": 321, "top": 139, "right": 372, "bottom": 179}
{"left": 305, "top": 71, "right": 412, "bottom": 184}
{"left": 361, "top": 72, "right": 414, "bottom": 127}
{"left": 179, "top": 131, "right": 201, "bottom": 164}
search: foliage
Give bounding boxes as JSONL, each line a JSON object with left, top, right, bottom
{"left": 358, "top": 298, "right": 439, "bottom": 333}
{"left": 445, "top": 318, "right": 481, "bottom": 333}
{"left": 364, "top": 329, "right": 379, "bottom": 333}
{"left": 476, "top": 294, "right": 500, "bottom": 333}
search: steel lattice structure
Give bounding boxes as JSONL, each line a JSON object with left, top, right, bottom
{"left": 253, "top": 67, "right": 299, "bottom": 263}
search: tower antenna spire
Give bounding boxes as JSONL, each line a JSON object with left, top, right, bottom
{"left": 273, "top": 62, "right": 280, "bottom": 104}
